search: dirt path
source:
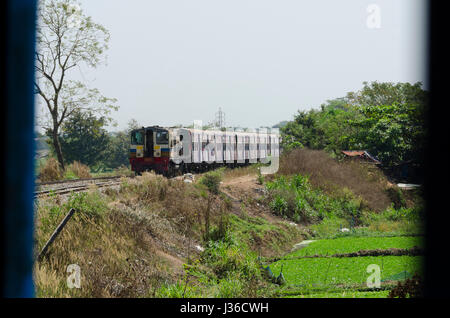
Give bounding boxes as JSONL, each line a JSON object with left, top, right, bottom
{"left": 220, "top": 173, "right": 309, "bottom": 260}
{"left": 221, "top": 174, "right": 289, "bottom": 225}
{"left": 144, "top": 172, "right": 306, "bottom": 277}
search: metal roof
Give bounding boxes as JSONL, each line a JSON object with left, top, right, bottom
{"left": 341, "top": 150, "right": 381, "bottom": 164}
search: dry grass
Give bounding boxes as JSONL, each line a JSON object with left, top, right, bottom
{"left": 113, "top": 165, "right": 134, "bottom": 177}
{"left": 34, "top": 188, "right": 183, "bottom": 297}
{"left": 34, "top": 172, "right": 229, "bottom": 297}
{"left": 278, "top": 149, "right": 392, "bottom": 212}
{"left": 39, "top": 157, "right": 63, "bottom": 182}
{"left": 33, "top": 170, "right": 308, "bottom": 298}
{"left": 68, "top": 161, "right": 92, "bottom": 179}
{"left": 38, "top": 159, "right": 92, "bottom": 182}
{"left": 222, "top": 165, "right": 259, "bottom": 180}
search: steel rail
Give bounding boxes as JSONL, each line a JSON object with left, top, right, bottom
{"left": 35, "top": 175, "right": 123, "bottom": 187}
{"left": 34, "top": 180, "right": 123, "bottom": 198}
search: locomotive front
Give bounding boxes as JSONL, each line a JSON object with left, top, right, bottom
{"left": 129, "top": 126, "right": 170, "bottom": 174}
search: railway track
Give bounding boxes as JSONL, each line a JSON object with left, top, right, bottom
{"left": 36, "top": 175, "right": 123, "bottom": 187}
{"left": 34, "top": 172, "right": 194, "bottom": 198}
{"left": 34, "top": 176, "right": 127, "bottom": 198}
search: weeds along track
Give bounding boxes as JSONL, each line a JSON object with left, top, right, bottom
{"left": 34, "top": 172, "right": 196, "bottom": 198}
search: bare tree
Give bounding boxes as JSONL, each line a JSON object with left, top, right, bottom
{"left": 35, "top": 0, "right": 118, "bottom": 170}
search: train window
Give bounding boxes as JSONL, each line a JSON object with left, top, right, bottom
{"left": 131, "top": 130, "right": 144, "bottom": 145}
{"left": 156, "top": 131, "right": 169, "bottom": 144}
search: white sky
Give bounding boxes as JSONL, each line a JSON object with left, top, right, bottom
{"left": 41, "top": 0, "right": 428, "bottom": 131}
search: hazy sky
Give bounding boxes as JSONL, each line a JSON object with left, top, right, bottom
{"left": 59, "top": 0, "right": 427, "bottom": 131}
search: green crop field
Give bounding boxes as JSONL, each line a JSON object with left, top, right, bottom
{"left": 271, "top": 255, "right": 422, "bottom": 287}
{"left": 286, "top": 236, "right": 423, "bottom": 258}
{"left": 268, "top": 235, "right": 424, "bottom": 298}
{"left": 286, "top": 290, "right": 391, "bottom": 298}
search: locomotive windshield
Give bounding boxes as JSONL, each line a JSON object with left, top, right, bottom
{"left": 155, "top": 131, "right": 169, "bottom": 144}
{"left": 131, "top": 130, "right": 144, "bottom": 145}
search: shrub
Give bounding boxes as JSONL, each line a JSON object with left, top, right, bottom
{"left": 121, "top": 172, "right": 169, "bottom": 202}
{"left": 114, "top": 165, "right": 133, "bottom": 177}
{"left": 277, "top": 148, "right": 392, "bottom": 212}
{"left": 269, "top": 195, "right": 288, "bottom": 215}
{"left": 209, "top": 211, "right": 231, "bottom": 242}
{"left": 155, "top": 282, "right": 200, "bottom": 298}
{"left": 39, "top": 157, "right": 63, "bottom": 182}
{"left": 64, "top": 191, "right": 107, "bottom": 220}
{"left": 67, "top": 161, "right": 92, "bottom": 179}
{"left": 367, "top": 205, "right": 422, "bottom": 223}
{"left": 256, "top": 168, "right": 265, "bottom": 185}
{"left": 201, "top": 239, "right": 260, "bottom": 281}
{"left": 38, "top": 205, "right": 65, "bottom": 238}
{"left": 309, "top": 216, "right": 349, "bottom": 238}
{"left": 266, "top": 175, "right": 326, "bottom": 223}
{"left": 266, "top": 174, "right": 371, "bottom": 225}
{"left": 199, "top": 169, "right": 223, "bottom": 195}
{"left": 216, "top": 273, "right": 244, "bottom": 298}
{"left": 386, "top": 186, "right": 407, "bottom": 209}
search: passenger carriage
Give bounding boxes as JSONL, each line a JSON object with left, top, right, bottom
{"left": 129, "top": 126, "right": 279, "bottom": 176}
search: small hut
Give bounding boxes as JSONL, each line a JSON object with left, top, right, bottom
{"left": 341, "top": 150, "right": 381, "bottom": 165}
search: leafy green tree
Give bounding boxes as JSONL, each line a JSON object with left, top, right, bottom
{"left": 35, "top": 0, "right": 118, "bottom": 170}
{"left": 102, "top": 119, "right": 142, "bottom": 169}
{"left": 349, "top": 102, "right": 425, "bottom": 166}
{"left": 56, "top": 111, "right": 110, "bottom": 167}
{"left": 346, "top": 81, "right": 428, "bottom": 109}
{"left": 103, "top": 132, "right": 130, "bottom": 169}
{"left": 315, "top": 99, "right": 364, "bottom": 153}
{"left": 280, "top": 81, "right": 428, "bottom": 169}
{"left": 281, "top": 99, "right": 363, "bottom": 153}
{"left": 347, "top": 82, "right": 428, "bottom": 166}
{"left": 281, "top": 110, "right": 323, "bottom": 150}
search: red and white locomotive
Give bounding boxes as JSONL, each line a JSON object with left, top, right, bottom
{"left": 129, "top": 126, "right": 279, "bottom": 176}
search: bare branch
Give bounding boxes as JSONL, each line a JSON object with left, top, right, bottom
{"left": 34, "top": 0, "right": 117, "bottom": 168}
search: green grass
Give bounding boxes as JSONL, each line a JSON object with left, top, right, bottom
{"left": 270, "top": 256, "right": 423, "bottom": 287}
{"left": 227, "top": 213, "right": 301, "bottom": 255}
{"left": 34, "top": 162, "right": 424, "bottom": 298}
{"left": 90, "top": 166, "right": 134, "bottom": 178}
{"left": 63, "top": 169, "right": 78, "bottom": 180}
{"left": 267, "top": 235, "right": 424, "bottom": 298}
{"left": 287, "top": 290, "right": 390, "bottom": 298}
{"left": 264, "top": 174, "right": 424, "bottom": 239}
{"left": 265, "top": 174, "right": 367, "bottom": 224}
{"left": 286, "top": 236, "right": 423, "bottom": 258}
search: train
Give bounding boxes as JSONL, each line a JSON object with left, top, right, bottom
{"left": 129, "top": 126, "right": 280, "bottom": 176}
